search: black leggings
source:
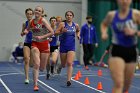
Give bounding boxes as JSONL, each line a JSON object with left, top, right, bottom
{"left": 83, "top": 44, "right": 94, "bottom": 66}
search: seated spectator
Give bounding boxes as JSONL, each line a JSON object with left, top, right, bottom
{"left": 12, "top": 42, "right": 24, "bottom": 63}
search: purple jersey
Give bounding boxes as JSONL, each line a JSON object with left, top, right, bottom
{"left": 111, "top": 9, "right": 137, "bottom": 47}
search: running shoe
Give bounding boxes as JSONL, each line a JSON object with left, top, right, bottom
{"left": 46, "top": 74, "right": 50, "bottom": 80}
{"left": 24, "top": 79, "right": 29, "bottom": 84}
{"left": 85, "top": 66, "right": 89, "bottom": 70}
{"left": 136, "top": 65, "right": 139, "bottom": 70}
{"left": 67, "top": 81, "right": 71, "bottom": 86}
{"left": 100, "top": 62, "right": 108, "bottom": 68}
{"left": 34, "top": 85, "right": 39, "bottom": 91}
{"left": 94, "top": 63, "right": 99, "bottom": 66}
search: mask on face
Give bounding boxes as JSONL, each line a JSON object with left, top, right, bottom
{"left": 19, "top": 46, "right": 23, "bottom": 49}
{"left": 88, "top": 21, "right": 92, "bottom": 24}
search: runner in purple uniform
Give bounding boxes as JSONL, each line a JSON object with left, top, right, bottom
{"left": 55, "top": 11, "right": 80, "bottom": 86}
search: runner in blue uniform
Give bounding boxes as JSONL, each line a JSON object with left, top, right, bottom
{"left": 55, "top": 11, "right": 80, "bottom": 86}
{"left": 101, "top": 0, "right": 140, "bottom": 93}
{"left": 21, "top": 8, "right": 33, "bottom": 84}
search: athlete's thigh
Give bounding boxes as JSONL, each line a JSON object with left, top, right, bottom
{"left": 31, "top": 47, "right": 40, "bottom": 65}
{"left": 66, "top": 51, "right": 75, "bottom": 63}
{"left": 23, "top": 46, "right": 31, "bottom": 59}
{"left": 108, "top": 57, "right": 125, "bottom": 83}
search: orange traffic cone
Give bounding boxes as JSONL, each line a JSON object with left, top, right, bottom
{"left": 97, "top": 82, "right": 103, "bottom": 90}
{"left": 98, "top": 69, "right": 102, "bottom": 76}
{"left": 124, "top": 91, "right": 128, "bottom": 93}
{"left": 84, "top": 77, "right": 90, "bottom": 85}
{"left": 78, "top": 71, "right": 82, "bottom": 78}
{"left": 74, "top": 74, "right": 79, "bottom": 80}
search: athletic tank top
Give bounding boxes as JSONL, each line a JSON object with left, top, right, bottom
{"left": 111, "top": 9, "right": 138, "bottom": 47}
{"left": 59, "top": 22, "right": 76, "bottom": 46}
{"left": 24, "top": 21, "right": 32, "bottom": 43}
{"left": 30, "top": 18, "right": 49, "bottom": 42}
{"left": 50, "top": 27, "right": 58, "bottom": 46}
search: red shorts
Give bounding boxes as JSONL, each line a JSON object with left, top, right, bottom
{"left": 32, "top": 40, "right": 50, "bottom": 53}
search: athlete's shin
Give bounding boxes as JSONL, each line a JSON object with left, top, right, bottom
{"left": 67, "top": 62, "right": 73, "bottom": 81}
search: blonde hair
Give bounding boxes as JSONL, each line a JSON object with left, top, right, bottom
{"left": 35, "top": 6, "right": 44, "bottom": 14}
{"left": 56, "top": 16, "right": 62, "bottom": 21}
{"left": 56, "top": 16, "right": 62, "bottom": 19}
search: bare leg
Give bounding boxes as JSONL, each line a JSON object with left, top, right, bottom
{"left": 23, "top": 46, "right": 30, "bottom": 81}
{"left": 109, "top": 57, "right": 125, "bottom": 93}
{"left": 123, "top": 63, "right": 136, "bottom": 92}
{"left": 40, "top": 53, "right": 50, "bottom": 71}
{"left": 51, "top": 51, "right": 59, "bottom": 74}
{"left": 32, "top": 47, "right": 40, "bottom": 86}
{"left": 66, "top": 51, "right": 75, "bottom": 86}
{"left": 60, "top": 53, "right": 67, "bottom": 68}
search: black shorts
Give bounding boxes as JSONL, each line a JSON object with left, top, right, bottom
{"left": 50, "top": 46, "right": 58, "bottom": 53}
{"left": 110, "top": 44, "right": 138, "bottom": 63}
{"left": 24, "top": 43, "right": 31, "bottom": 49}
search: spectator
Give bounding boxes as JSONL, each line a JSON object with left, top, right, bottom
{"left": 80, "top": 16, "right": 98, "bottom": 70}
{"left": 12, "top": 42, "right": 24, "bottom": 63}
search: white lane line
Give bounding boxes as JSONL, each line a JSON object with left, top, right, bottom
{"left": 1, "top": 64, "right": 60, "bottom": 93}
{"left": 71, "top": 75, "right": 106, "bottom": 93}
{"left": 0, "top": 73, "right": 21, "bottom": 76}
{"left": 0, "top": 73, "right": 60, "bottom": 93}
{"left": 39, "top": 74, "right": 107, "bottom": 93}
{"left": 82, "top": 74, "right": 140, "bottom": 90}
{"left": 71, "top": 78, "right": 106, "bottom": 93}
{"left": 0, "top": 78, "right": 12, "bottom": 93}
{"left": 38, "top": 79, "right": 61, "bottom": 93}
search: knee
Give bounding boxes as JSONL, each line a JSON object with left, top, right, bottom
{"left": 67, "top": 62, "right": 73, "bottom": 67}
{"left": 114, "top": 79, "right": 124, "bottom": 88}
{"left": 33, "top": 63, "right": 40, "bottom": 70}
{"left": 24, "top": 57, "right": 30, "bottom": 63}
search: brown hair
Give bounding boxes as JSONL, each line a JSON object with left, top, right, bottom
{"left": 65, "top": 11, "right": 74, "bottom": 17}
{"left": 86, "top": 16, "right": 92, "bottom": 20}
{"left": 25, "top": 8, "right": 33, "bottom": 14}
{"left": 49, "top": 16, "right": 56, "bottom": 23}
